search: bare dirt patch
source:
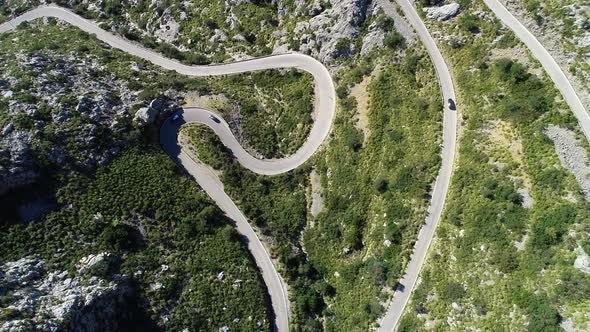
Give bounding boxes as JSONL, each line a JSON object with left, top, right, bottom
{"left": 483, "top": 119, "right": 534, "bottom": 206}
{"left": 350, "top": 74, "right": 374, "bottom": 137}
{"left": 182, "top": 91, "right": 231, "bottom": 112}
{"left": 309, "top": 169, "right": 324, "bottom": 219}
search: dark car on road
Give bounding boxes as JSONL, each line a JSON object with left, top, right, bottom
{"left": 210, "top": 115, "right": 221, "bottom": 123}
{"left": 448, "top": 98, "right": 456, "bottom": 111}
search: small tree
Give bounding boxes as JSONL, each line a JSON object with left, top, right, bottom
{"left": 384, "top": 32, "right": 406, "bottom": 50}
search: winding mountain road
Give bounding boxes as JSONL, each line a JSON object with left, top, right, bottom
{"left": 378, "top": 0, "right": 590, "bottom": 330}
{"left": 483, "top": 0, "right": 590, "bottom": 142}
{"left": 377, "top": 0, "right": 457, "bottom": 330}
{"left": 1, "top": 3, "right": 462, "bottom": 331}
{"left": 12, "top": 0, "right": 590, "bottom": 331}
{"left": 0, "top": 6, "right": 337, "bottom": 331}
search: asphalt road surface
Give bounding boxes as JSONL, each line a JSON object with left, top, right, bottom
{"left": 483, "top": 0, "right": 590, "bottom": 143}
{"left": 377, "top": 0, "right": 457, "bottom": 330}
{"left": 0, "top": 6, "right": 337, "bottom": 331}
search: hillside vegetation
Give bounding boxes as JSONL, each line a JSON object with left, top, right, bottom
{"left": 182, "top": 36, "right": 443, "bottom": 329}
{"left": 0, "top": 145, "right": 271, "bottom": 331}
{"left": 0, "top": 19, "right": 315, "bottom": 331}
{"left": 399, "top": 1, "right": 590, "bottom": 330}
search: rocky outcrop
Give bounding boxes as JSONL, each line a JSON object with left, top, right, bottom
{"left": 77, "top": 252, "right": 115, "bottom": 274}
{"left": 423, "top": 3, "right": 460, "bottom": 21}
{"left": 293, "top": 0, "right": 370, "bottom": 62}
{"left": 0, "top": 129, "right": 38, "bottom": 194}
{"left": 574, "top": 247, "right": 590, "bottom": 274}
{"left": 0, "top": 255, "right": 133, "bottom": 332}
{"left": 134, "top": 98, "right": 181, "bottom": 126}
{"left": 361, "top": 21, "right": 386, "bottom": 55}
{"left": 133, "top": 107, "right": 158, "bottom": 125}
{"left": 151, "top": 8, "right": 180, "bottom": 43}
{"left": 544, "top": 125, "right": 590, "bottom": 200}
{"left": 0, "top": 47, "right": 138, "bottom": 195}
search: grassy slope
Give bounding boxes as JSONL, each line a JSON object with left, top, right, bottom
{"left": 305, "top": 48, "right": 442, "bottom": 331}
{"left": 206, "top": 69, "right": 314, "bottom": 158}
{"left": 399, "top": 1, "right": 590, "bottom": 331}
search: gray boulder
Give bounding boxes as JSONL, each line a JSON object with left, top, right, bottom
{"left": 149, "top": 98, "right": 166, "bottom": 112}
{"left": 2, "top": 123, "right": 14, "bottom": 136}
{"left": 361, "top": 22, "right": 385, "bottom": 55}
{"left": 575, "top": 248, "right": 590, "bottom": 274}
{"left": 133, "top": 107, "right": 158, "bottom": 125}
{"left": 423, "top": 3, "right": 460, "bottom": 21}
{"left": 151, "top": 8, "right": 180, "bottom": 43}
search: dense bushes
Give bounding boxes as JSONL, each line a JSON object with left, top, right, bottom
{"left": 530, "top": 203, "right": 576, "bottom": 251}
{"left": 0, "top": 146, "right": 271, "bottom": 331}
{"left": 494, "top": 58, "right": 554, "bottom": 123}
{"left": 384, "top": 32, "right": 406, "bottom": 50}
{"left": 182, "top": 124, "right": 232, "bottom": 169}
{"left": 182, "top": 124, "right": 327, "bottom": 329}
{"left": 180, "top": 51, "right": 442, "bottom": 328}
{"left": 302, "top": 49, "right": 442, "bottom": 330}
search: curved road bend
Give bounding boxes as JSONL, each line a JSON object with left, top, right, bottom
{"left": 483, "top": 0, "right": 590, "bottom": 142}
{"left": 0, "top": 5, "right": 336, "bottom": 175}
{"left": 160, "top": 109, "right": 294, "bottom": 331}
{"left": 0, "top": 6, "right": 338, "bottom": 331}
{"left": 377, "top": 0, "right": 457, "bottom": 330}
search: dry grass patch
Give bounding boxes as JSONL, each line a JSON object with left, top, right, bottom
{"left": 350, "top": 73, "right": 374, "bottom": 137}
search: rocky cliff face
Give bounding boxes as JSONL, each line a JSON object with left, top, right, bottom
{"left": 0, "top": 38, "right": 140, "bottom": 196}
{"left": 0, "top": 254, "right": 136, "bottom": 332}
{"left": 288, "top": 0, "right": 370, "bottom": 62}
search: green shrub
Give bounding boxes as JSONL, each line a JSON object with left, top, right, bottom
{"left": 384, "top": 32, "right": 406, "bottom": 50}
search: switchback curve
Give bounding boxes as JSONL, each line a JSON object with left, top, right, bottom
{"left": 0, "top": 6, "right": 338, "bottom": 331}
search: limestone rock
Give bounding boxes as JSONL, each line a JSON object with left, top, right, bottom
{"left": 361, "top": 22, "right": 385, "bottom": 55}
{"left": 2, "top": 123, "right": 14, "bottom": 136}
{"left": 297, "top": 0, "right": 369, "bottom": 62}
{"left": 210, "top": 29, "right": 228, "bottom": 43}
{"left": 423, "top": 3, "right": 460, "bottom": 21}
{"left": 77, "top": 252, "right": 114, "bottom": 274}
{"left": 133, "top": 107, "right": 158, "bottom": 125}
{"left": 152, "top": 9, "right": 180, "bottom": 43}
{"left": 0, "top": 256, "right": 133, "bottom": 332}
{"left": 544, "top": 125, "right": 590, "bottom": 200}
{"left": 574, "top": 248, "right": 590, "bottom": 274}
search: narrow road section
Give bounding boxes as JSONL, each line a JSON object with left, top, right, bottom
{"left": 483, "top": 0, "right": 590, "bottom": 142}
{"left": 0, "top": 6, "right": 337, "bottom": 331}
{"left": 377, "top": 0, "right": 457, "bottom": 330}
